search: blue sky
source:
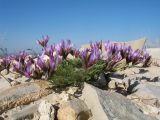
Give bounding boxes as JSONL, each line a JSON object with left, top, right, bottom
{"left": 0, "top": 0, "right": 160, "bottom": 52}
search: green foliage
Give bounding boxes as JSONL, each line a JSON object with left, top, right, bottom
{"left": 67, "top": 58, "right": 83, "bottom": 68}
{"left": 50, "top": 59, "right": 107, "bottom": 88}
{"left": 50, "top": 59, "right": 85, "bottom": 87}
{"left": 85, "top": 60, "right": 107, "bottom": 83}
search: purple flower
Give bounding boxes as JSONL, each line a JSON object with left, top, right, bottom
{"left": 105, "top": 41, "right": 113, "bottom": 52}
{"left": 114, "top": 52, "right": 122, "bottom": 62}
{"left": 20, "top": 51, "right": 28, "bottom": 58}
{"left": 122, "top": 45, "right": 133, "bottom": 63}
{"left": 90, "top": 41, "right": 102, "bottom": 51}
{"left": 2, "top": 56, "right": 11, "bottom": 66}
{"left": 18, "top": 51, "right": 28, "bottom": 64}
{"left": 80, "top": 48, "right": 89, "bottom": 61}
{"left": 131, "top": 49, "right": 141, "bottom": 65}
{"left": 55, "top": 40, "right": 74, "bottom": 59}
{"left": 14, "top": 62, "right": 20, "bottom": 70}
{"left": 96, "top": 41, "right": 102, "bottom": 50}
{"left": 56, "top": 55, "right": 62, "bottom": 64}
{"left": 80, "top": 46, "right": 101, "bottom": 69}
{"left": 24, "top": 61, "right": 32, "bottom": 78}
{"left": 89, "top": 46, "right": 101, "bottom": 65}
{"left": 113, "top": 43, "right": 122, "bottom": 53}
{"left": 73, "top": 49, "right": 80, "bottom": 58}
{"left": 37, "top": 56, "right": 47, "bottom": 71}
{"left": 1, "top": 56, "right": 11, "bottom": 71}
{"left": 80, "top": 48, "right": 90, "bottom": 68}
{"left": 37, "top": 35, "right": 49, "bottom": 47}
{"left": 123, "top": 45, "right": 132, "bottom": 57}
{"left": 132, "top": 49, "right": 141, "bottom": 59}
{"left": 55, "top": 41, "right": 64, "bottom": 55}
{"left": 104, "top": 41, "right": 113, "bottom": 60}
{"left": 49, "top": 56, "right": 56, "bottom": 73}
{"left": 43, "top": 44, "right": 55, "bottom": 57}
{"left": 47, "top": 56, "right": 58, "bottom": 79}
{"left": 141, "top": 49, "right": 151, "bottom": 66}
{"left": 12, "top": 61, "right": 22, "bottom": 73}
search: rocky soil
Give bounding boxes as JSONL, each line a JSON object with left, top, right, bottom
{"left": 0, "top": 65, "right": 160, "bottom": 120}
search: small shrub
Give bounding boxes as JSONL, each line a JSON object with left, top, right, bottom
{"left": 50, "top": 59, "right": 85, "bottom": 87}
{"left": 0, "top": 36, "right": 152, "bottom": 89}
{"left": 50, "top": 59, "right": 107, "bottom": 88}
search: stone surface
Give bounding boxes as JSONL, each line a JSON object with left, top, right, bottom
{"left": 0, "top": 78, "right": 11, "bottom": 93}
{"left": 108, "top": 78, "right": 126, "bottom": 90}
{"left": 0, "top": 80, "right": 52, "bottom": 114}
{"left": 108, "top": 79, "right": 116, "bottom": 89}
{"left": 131, "top": 83, "right": 160, "bottom": 101}
{"left": 127, "top": 82, "right": 160, "bottom": 119}
{"left": 38, "top": 100, "right": 55, "bottom": 120}
{"left": 1, "top": 69, "right": 9, "bottom": 75}
{"left": 123, "top": 66, "right": 160, "bottom": 82}
{"left": 11, "top": 80, "right": 21, "bottom": 86}
{"left": 127, "top": 95, "right": 160, "bottom": 120}
{"left": 147, "top": 48, "right": 160, "bottom": 59}
{"left": 108, "top": 66, "right": 160, "bottom": 119}
{"left": 57, "top": 98, "right": 92, "bottom": 120}
{"left": 81, "top": 83, "right": 157, "bottom": 120}
{"left": 108, "top": 66, "right": 160, "bottom": 94}
{"left": 8, "top": 103, "right": 39, "bottom": 120}
{"left": 4, "top": 100, "right": 55, "bottom": 120}
{"left": 151, "top": 58, "right": 160, "bottom": 67}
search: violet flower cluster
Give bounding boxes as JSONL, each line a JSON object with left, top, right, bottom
{"left": 80, "top": 42, "right": 101, "bottom": 69}
{"left": 0, "top": 36, "right": 151, "bottom": 81}
{"left": 104, "top": 41, "right": 151, "bottom": 70}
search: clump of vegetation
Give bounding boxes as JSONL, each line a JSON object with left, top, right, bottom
{"left": 50, "top": 59, "right": 85, "bottom": 87}
{"left": 50, "top": 59, "right": 107, "bottom": 88}
{"left": 0, "top": 35, "right": 152, "bottom": 88}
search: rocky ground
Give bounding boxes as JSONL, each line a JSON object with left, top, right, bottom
{"left": 0, "top": 64, "right": 160, "bottom": 120}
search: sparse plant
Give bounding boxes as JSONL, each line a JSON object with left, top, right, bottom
{"left": 0, "top": 36, "right": 152, "bottom": 88}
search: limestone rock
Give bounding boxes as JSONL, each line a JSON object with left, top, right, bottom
{"left": 40, "top": 92, "right": 61, "bottom": 104}
{"left": 0, "top": 80, "right": 52, "bottom": 114}
{"left": 57, "top": 98, "right": 92, "bottom": 120}
{"left": 5, "top": 100, "right": 55, "bottom": 120}
{"left": 1, "top": 69, "right": 9, "bottom": 75}
{"left": 0, "top": 77, "right": 11, "bottom": 92}
{"left": 11, "top": 80, "right": 21, "bottom": 86}
{"left": 66, "top": 86, "right": 79, "bottom": 95}
{"left": 108, "top": 79, "right": 116, "bottom": 89}
{"left": 127, "top": 83, "right": 160, "bottom": 120}
{"left": 147, "top": 48, "right": 160, "bottom": 59}
{"left": 8, "top": 103, "right": 39, "bottom": 120}
{"left": 130, "top": 83, "right": 160, "bottom": 107}
{"left": 127, "top": 95, "right": 160, "bottom": 120}
{"left": 38, "top": 100, "right": 55, "bottom": 120}
{"left": 108, "top": 78, "right": 126, "bottom": 90}
{"left": 81, "top": 83, "right": 157, "bottom": 120}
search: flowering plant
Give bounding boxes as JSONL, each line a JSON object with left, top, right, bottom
{"left": 0, "top": 36, "right": 152, "bottom": 87}
{"left": 80, "top": 42, "right": 101, "bottom": 69}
